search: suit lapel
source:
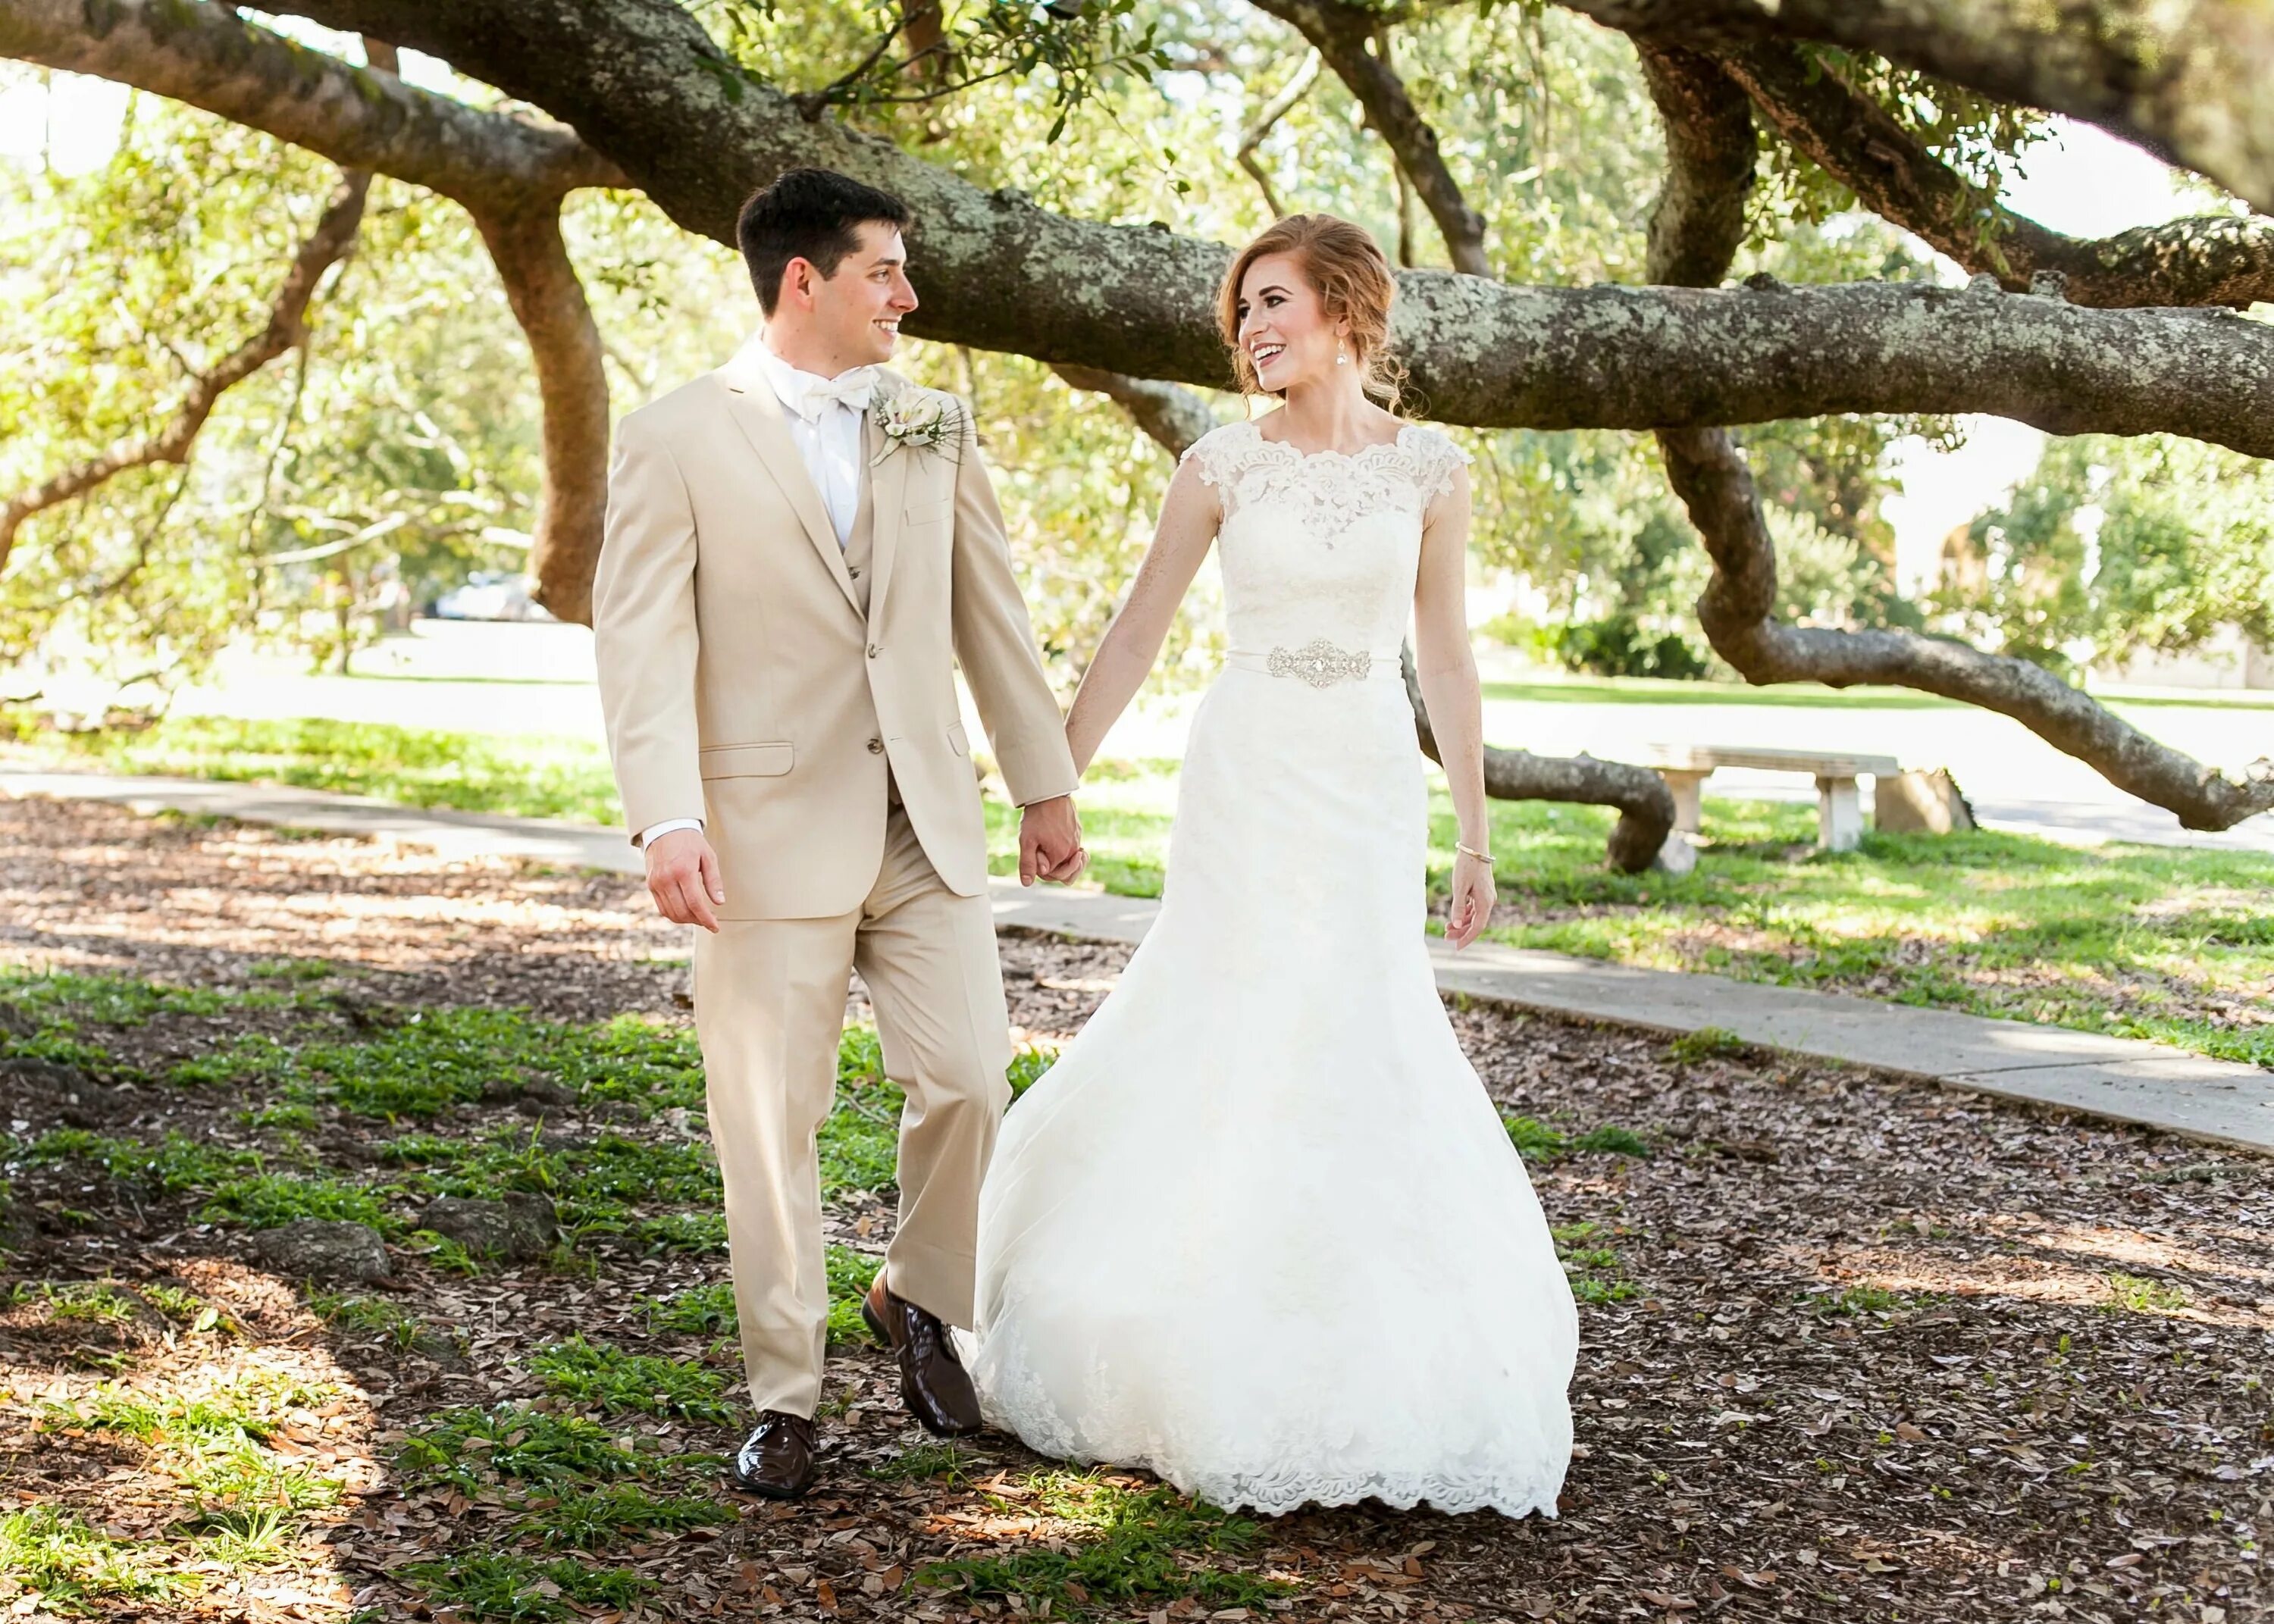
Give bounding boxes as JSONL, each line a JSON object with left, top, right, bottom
{"left": 864, "top": 400, "right": 910, "bottom": 631}
{"left": 719, "top": 370, "right": 863, "bottom": 618}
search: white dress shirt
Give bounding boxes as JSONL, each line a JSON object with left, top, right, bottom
{"left": 637, "top": 333, "right": 877, "bottom": 851}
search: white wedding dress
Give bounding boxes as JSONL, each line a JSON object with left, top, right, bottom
{"left": 964, "top": 420, "right": 1577, "bottom": 1518}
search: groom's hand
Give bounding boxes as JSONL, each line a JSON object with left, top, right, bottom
{"left": 645, "top": 828, "right": 725, "bottom": 931}
{"left": 1018, "top": 796, "right": 1085, "bottom": 886}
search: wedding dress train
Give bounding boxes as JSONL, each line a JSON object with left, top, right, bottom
{"left": 966, "top": 420, "right": 1577, "bottom": 1516}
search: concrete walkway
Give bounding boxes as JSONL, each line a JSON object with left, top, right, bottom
{"left": 11, "top": 767, "right": 2271, "bottom": 1155}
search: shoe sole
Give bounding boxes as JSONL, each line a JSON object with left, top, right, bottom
{"left": 732, "top": 1471, "right": 813, "bottom": 1501}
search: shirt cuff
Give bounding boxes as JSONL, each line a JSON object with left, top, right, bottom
{"left": 636, "top": 817, "right": 704, "bottom": 848}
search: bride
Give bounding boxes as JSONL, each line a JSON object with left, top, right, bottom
{"left": 966, "top": 214, "right": 1577, "bottom": 1516}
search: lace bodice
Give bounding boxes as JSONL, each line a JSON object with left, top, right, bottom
{"left": 1180, "top": 419, "right": 1471, "bottom": 658}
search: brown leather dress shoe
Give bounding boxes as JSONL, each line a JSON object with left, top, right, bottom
{"left": 862, "top": 1277, "right": 984, "bottom": 1436}
{"left": 731, "top": 1410, "right": 817, "bottom": 1499}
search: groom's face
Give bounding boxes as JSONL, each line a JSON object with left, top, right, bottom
{"left": 813, "top": 221, "right": 918, "bottom": 367}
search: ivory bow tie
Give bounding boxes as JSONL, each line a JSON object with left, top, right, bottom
{"left": 794, "top": 368, "right": 877, "bottom": 421}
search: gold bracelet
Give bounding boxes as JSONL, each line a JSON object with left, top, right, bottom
{"left": 1455, "top": 841, "right": 1492, "bottom": 863}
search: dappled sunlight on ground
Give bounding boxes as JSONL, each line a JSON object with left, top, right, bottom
{"left": 3, "top": 1259, "right": 378, "bottom": 1616}
{"left": 5, "top": 794, "right": 2269, "bottom": 1621}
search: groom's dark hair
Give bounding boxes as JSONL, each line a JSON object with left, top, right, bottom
{"left": 737, "top": 168, "right": 913, "bottom": 315}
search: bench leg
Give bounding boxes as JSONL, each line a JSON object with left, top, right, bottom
{"left": 1657, "top": 768, "right": 1709, "bottom": 834}
{"left": 1816, "top": 774, "right": 1862, "bottom": 852}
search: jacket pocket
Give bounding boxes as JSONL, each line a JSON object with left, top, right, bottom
{"left": 946, "top": 721, "right": 969, "bottom": 757}
{"left": 700, "top": 742, "right": 794, "bottom": 779}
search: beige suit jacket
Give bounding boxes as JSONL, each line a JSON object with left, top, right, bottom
{"left": 593, "top": 354, "right": 1078, "bottom": 921}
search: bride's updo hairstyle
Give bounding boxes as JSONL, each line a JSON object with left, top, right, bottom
{"left": 1217, "top": 214, "right": 1407, "bottom": 413}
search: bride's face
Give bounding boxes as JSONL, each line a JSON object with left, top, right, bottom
{"left": 1235, "top": 253, "right": 1348, "bottom": 394}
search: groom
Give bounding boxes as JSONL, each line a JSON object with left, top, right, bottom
{"left": 592, "top": 167, "right": 1084, "bottom": 1500}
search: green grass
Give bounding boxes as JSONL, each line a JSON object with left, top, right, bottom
{"left": 185, "top": 1006, "right": 706, "bottom": 1122}
{"left": 14, "top": 1279, "right": 140, "bottom": 1324}
{"left": 0, "top": 1506, "right": 183, "bottom": 1613}
{"left": 1665, "top": 1026, "right": 1749, "bottom": 1065}
{"left": 2103, "top": 1272, "right": 2191, "bottom": 1314}
{"left": 388, "top": 1403, "right": 721, "bottom": 1610}
{"left": 1552, "top": 1221, "right": 1640, "bottom": 1305}
{"left": 399, "top": 1554, "right": 647, "bottom": 1622}
{"left": 866, "top": 1441, "right": 975, "bottom": 1485}
{"left": 825, "top": 1244, "right": 883, "bottom": 1345}
{"left": 1802, "top": 1284, "right": 1931, "bottom": 1316}
{"left": 308, "top": 1290, "right": 424, "bottom": 1350}
{"left": 20, "top": 709, "right": 2263, "bottom": 1070}
{"left": 528, "top": 1335, "right": 738, "bottom": 1425}
{"left": 394, "top": 1404, "right": 660, "bottom": 1491}
{"left": 13, "top": 1131, "right": 384, "bottom": 1231}
{"left": 914, "top": 1472, "right": 1291, "bottom": 1618}
{"left": 1001, "top": 758, "right": 2272, "bottom": 1069}
{"left": 6, "top": 712, "right": 620, "bottom": 825}
{"left": 641, "top": 1244, "right": 879, "bottom": 1347}
{"left": 1502, "top": 1115, "right": 1653, "bottom": 1163}
{"left": 521, "top": 1483, "right": 732, "bottom": 1550}
{"left": 645, "top": 1280, "right": 736, "bottom": 1337}
{"left": 46, "top": 1374, "right": 346, "bottom": 1559}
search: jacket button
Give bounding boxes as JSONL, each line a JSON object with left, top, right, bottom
{"left": 867, "top": 738, "right": 884, "bottom": 754}
{"left": 848, "top": 565, "right": 863, "bottom": 577}
{"left": 866, "top": 643, "right": 882, "bottom": 659}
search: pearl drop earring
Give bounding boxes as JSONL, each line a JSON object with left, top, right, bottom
{"left": 1336, "top": 344, "right": 1348, "bottom": 366}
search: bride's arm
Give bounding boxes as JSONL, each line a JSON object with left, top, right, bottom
{"left": 1412, "top": 459, "right": 1496, "bottom": 950}
{"left": 1063, "top": 458, "right": 1220, "bottom": 777}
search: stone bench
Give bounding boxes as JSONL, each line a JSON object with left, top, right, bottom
{"left": 1641, "top": 743, "right": 1903, "bottom": 853}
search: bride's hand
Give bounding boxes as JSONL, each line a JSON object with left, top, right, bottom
{"left": 1446, "top": 850, "right": 1496, "bottom": 951}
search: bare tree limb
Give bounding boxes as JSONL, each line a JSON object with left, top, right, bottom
{"left": 1236, "top": 47, "right": 1320, "bottom": 220}
{"left": 214, "top": 0, "right": 2274, "bottom": 456}
{"left": 1554, "top": 0, "right": 2274, "bottom": 217}
{"left": 475, "top": 205, "right": 609, "bottom": 624}
{"left": 0, "top": 168, "right": 371, "bottom": 574}
{"left": 1720, "top": 37, "right": 2274, "bottom": 309}
{"left": 1401, "top": 650, "right": 1675, "bottom": 872}
{"left": 0, "top": 0, "right": 622, "bottom": 623}
{"left": 0, "top": 0, "right": 622, "bottom": 208}
{"left": 1051, "top": 366, "right": 1222, "bottom": 456}
{"left": 1634, "top": 40, "right": 1754, "bottom": 288}
{"left": 1639, "top": 49, "right": 2274, "bottom": 834}
{"left": 1248, "top": 0, "right": 1490, "bottom": 274}
{"left": 1665, "top": 425, "right": 2274, "bottom": 828}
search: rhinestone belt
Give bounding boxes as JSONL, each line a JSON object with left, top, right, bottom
{"left": 1227, "top": 639, "right": 1387, "bottom": 689}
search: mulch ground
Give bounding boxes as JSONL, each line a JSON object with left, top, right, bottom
{"left": 2, "top": 794, "right": 2268, "bottom": 1624}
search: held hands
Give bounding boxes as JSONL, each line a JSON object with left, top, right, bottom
{"left": 645, "top": 827, "right": 725, "bottom": 932}
{"left": 1445, "top": 847, "right": 1496, "bottom": 951}
{"left": 1019, "top": 795, "right": 1086, "bottom": 886}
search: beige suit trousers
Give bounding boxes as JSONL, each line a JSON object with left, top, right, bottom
{"left": 693, "top": 803, "right": 1010, "bottom": 1419}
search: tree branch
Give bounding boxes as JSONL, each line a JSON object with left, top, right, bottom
{"left": 0, "top": 0, "right": 623, "bottom": 624}
{"left": 1236, "top": 46, "right": 1320, "bottom": 220}
{"left": 1401, "top": 651, "right": 1674, "bottom": 872}
{"left": 1720, "top": 37, "right": 2274, "bottom": 310}
{"left": 1634, "top": 40, "right": 1754, "bottom": 288}
{"left": 213, "top": 0, "right": 2274, "bottom": 457}
{"left": 1639, "top": 49, "right": 2274, "bottom": 834}
{"left": 1554, "top": 0, "right": 2274, "bottom": 217}
{"left": 1248, "top": 0, "right": 1489, "bottom": 274}
{"left": 475, "top": 206, "right": 609, "bottom": 624}
{"left": 0, "top": 167, "right": 371, "bottom": 574}
{"left": 1665, "top": 425, "right": 2274, "bottom": 829}
{"left": 0, "top": 0, "right": 622, "bottom": 210}
{"left": 1051, "top": 366, "right": 1221, "bottom": 457}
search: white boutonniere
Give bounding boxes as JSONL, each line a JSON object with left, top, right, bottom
{"left": 870, "top": 390, "right": 965, "bottom": 466}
